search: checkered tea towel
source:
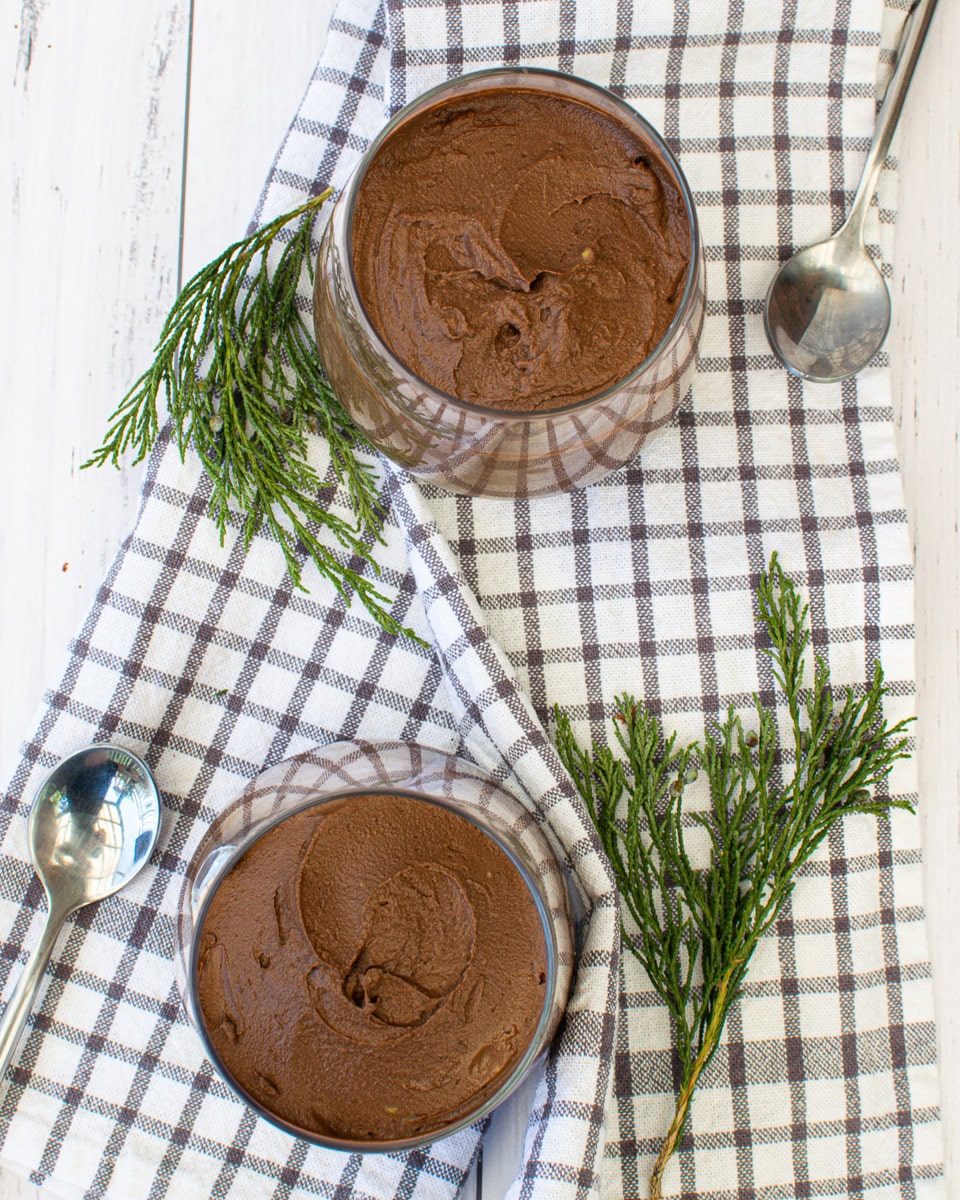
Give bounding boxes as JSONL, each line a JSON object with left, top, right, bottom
{"left": 0, "top": 0, "right": 945, "bottom": 1198}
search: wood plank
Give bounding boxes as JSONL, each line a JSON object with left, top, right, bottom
{"left": 0, "top": 0, "right": 190, "bottom": 781}
{"left": 181, "top": 0, "right": 337, "bottom": 277}
{"left": 0, "top": 2, "right": 189, "bottom": 1197}
{"left": 888, "top": 0, "right": 960, "bottom": 1194}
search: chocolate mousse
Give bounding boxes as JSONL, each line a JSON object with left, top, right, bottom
{"left": 196, "top": 792, "right": 549, "bottom": 1142}
{"left": 351, "top": 86, "right": 691, "bottom": 411}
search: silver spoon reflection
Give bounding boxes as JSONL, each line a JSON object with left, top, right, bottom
{"left": 0, "top": 745, "right": 161, "bottom": 1080}
{"left": 763, "top": 0, "right": 938, "bottom": 382}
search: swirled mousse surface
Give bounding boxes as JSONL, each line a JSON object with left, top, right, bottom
{"left": 351, "top": 87, "right": 691, "bottom": 411}
{"left": 196, "top": 793, "right": 549, "bottom": 1142}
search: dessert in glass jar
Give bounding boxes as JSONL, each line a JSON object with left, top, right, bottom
{"left": 314, "top": 67, "right": 705, "bottom": 497}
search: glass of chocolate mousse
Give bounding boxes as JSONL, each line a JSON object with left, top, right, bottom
{"left": 175, "top": 741, "right": 575, "bottom": 1150}
{"left": 314, "top": 67, "right": 705, "bottom": 498}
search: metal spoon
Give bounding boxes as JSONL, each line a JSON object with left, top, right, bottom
{"left": 763, "top": 0, "right": 938, "bottom": 382}
{"left": 0, "top": 744, "right": 161, "bottom": 1080}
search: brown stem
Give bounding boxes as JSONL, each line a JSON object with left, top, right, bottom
{"left": 648, "top": 964, "right": 741, "bottom": 1198}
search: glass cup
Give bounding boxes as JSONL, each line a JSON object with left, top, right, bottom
{"left": 175, "top": 740, "right": 575, "bottom": 1151}
{"left": 314, "top": 66, "right": 705, "bottom": 499}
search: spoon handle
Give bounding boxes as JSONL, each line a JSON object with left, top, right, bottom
{"left": 847, "top": 0, "right": 938, "bottom": 241}
{"left": 0, "top": 898, "right": 70, "bottom": 1084}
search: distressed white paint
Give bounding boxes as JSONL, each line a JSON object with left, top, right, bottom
{"left": 0, "top": 2, "right": 955, "bottom": 1197}
{"left": 889, "top": 1, "right": 960, "bottom": 1194}
{"left": 0, "top": 0, "right": 188, "bottom": 786}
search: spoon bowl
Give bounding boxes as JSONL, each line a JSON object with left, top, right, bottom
{"left": 763, "top": 228, "right": 891, "bottom": 383}
{"left": 0, "top": 744, "right": 161, "bottom": 1080}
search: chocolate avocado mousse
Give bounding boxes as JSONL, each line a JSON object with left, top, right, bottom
{"left": 350, "top": 86, "right": 691, "bottom": 411}
{"left": 196, "top": 792, "right": 550, "bottom": 1142}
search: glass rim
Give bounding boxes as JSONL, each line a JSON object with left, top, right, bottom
{"left": 184, "top": 783, "right": 563, "bottom": 1153}
{"left": 339, "top": 64, "right": 703, "bottom": 420}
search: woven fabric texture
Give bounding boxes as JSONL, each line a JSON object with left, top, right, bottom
{"left": 0, "top": 1, "right": 944, "bottom": 1198}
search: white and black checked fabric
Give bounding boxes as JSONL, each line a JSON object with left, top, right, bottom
{"left": 0, "top": 1, "right": 944, "bottom": 1197}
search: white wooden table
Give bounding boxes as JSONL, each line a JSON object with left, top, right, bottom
{"left": 1, "top": 3, "right": 956, "bottom": 1198}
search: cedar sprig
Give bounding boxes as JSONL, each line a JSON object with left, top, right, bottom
{"left": 85, "top": 191, "right": 415, "bottom": 640}
{"left": 554, "top": 553, "right": 913, "bottom": 1199}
